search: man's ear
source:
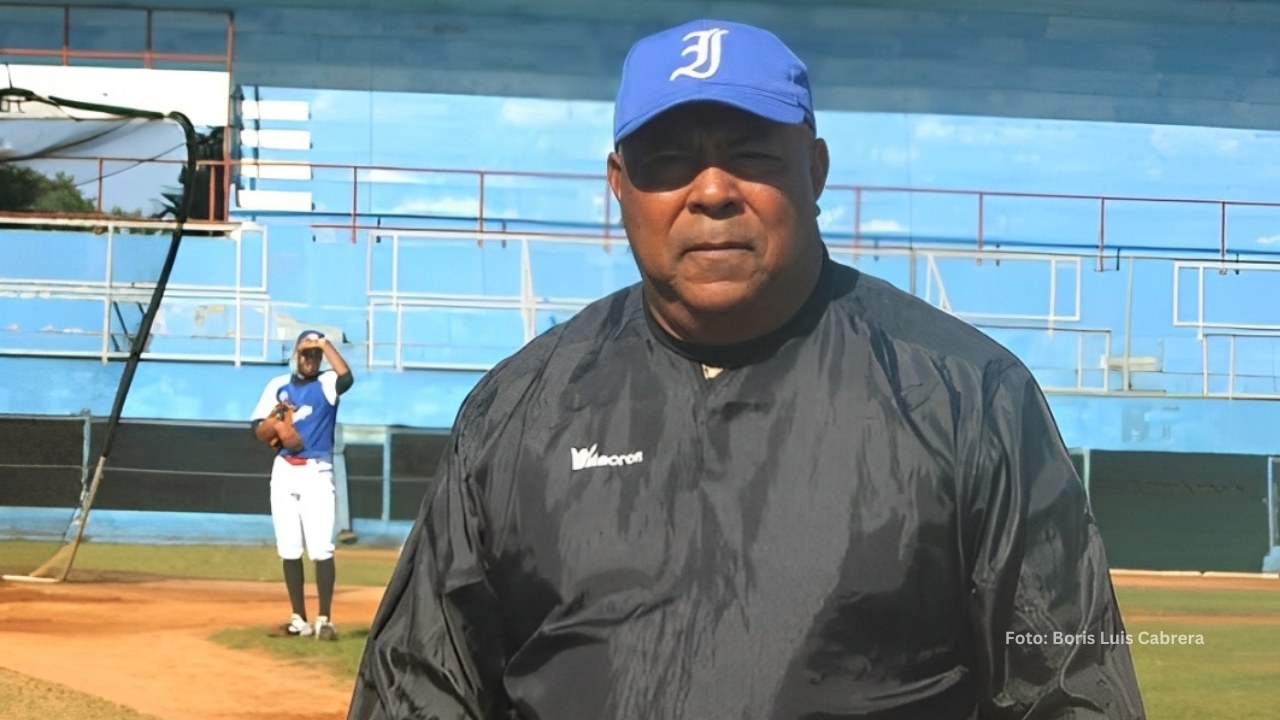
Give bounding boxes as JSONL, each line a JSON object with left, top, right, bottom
{"left": 810, "top": 137, "right": 830, "bottom": 201}
{"left": 607, "top": 149, "right": 625, "bottom": 202}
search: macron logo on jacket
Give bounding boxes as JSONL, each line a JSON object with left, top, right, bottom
{"left": 571, "top": 444, "right": 644, "bottom": 471}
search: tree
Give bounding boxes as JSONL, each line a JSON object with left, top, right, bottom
{"left": 159, "top": 127, "right": 226, "bottom": 223}
{"left": 0, "top": 164, "right": 96, "bottom": 213}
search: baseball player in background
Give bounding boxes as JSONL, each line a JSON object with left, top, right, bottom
{"left": 251, "top": 329, "right": 354, "bottom": 640}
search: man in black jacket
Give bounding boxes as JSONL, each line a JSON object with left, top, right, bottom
{"left": 349, "top": 18, "right": 1145, "bottom": 720}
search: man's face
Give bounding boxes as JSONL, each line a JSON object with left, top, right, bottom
{"left": 607, "top": 102, "right": 829, "bottom": 321}
{"left": 296, "top": 347, "right": 323, "bottom": 377}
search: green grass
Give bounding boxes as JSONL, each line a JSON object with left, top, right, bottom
{"left": 0, "top": 540, "right": 65, "bottom": 575}
{"left": 1114, "top": 585, "right": 1280, "bottom": 720}
{"left": 211, "top": 624, "right": 372, "bottom": 682}
{"left": 1125, "top": 620, "right": 1280, "bottom": 720}
{"left": 1116, "top": 586, "right": 1280, "bottom": 617}
{"left": 0, "top": 540, "right": 399, "bottom": 586}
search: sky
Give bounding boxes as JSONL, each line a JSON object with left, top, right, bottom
{"left": 10, "top": 83, "right": 1280, "bottom": 385}
{"left": 12, "top": 77, "right": 1280, "bottom": 255}
{"left": 235, "top": 85, "right": 1280, "bottom": 258}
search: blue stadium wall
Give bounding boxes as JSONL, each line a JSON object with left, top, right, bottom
{"left": 6, "top": 0, "right": 1280, "bottom": 445}
{"left": 1, "top": 355, "right": 1279, "bottom": 457}
{"left": 4, "top": 0, "right": 1280, "bottom": 570}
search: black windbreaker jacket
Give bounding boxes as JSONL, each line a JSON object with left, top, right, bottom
{"left": 349, "top": 259, "right": 1145, "bottom": 720}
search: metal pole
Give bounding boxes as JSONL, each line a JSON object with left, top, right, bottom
{"left": 61, "top": 6, "right": 69, "bottom": 66}
{"left": 1268, "top": 457, "right": 1277, "bottom": 551}
{"left": 908, "top": 248, "right": 917, "bottom": 297}
{"left": 477, "top": 172, "right": 486, "bottom": 236}
{"left": 1228, "top": 336, "right": 1236, "bottom": 399}
{"left": 1076, "top": 333, "right": 1084, "bottom": 391}
{"left": 79, "top": 412, "right": 91, "bottom": 521}
{"left": 96, "top": 158, "right": 104, "bottom": 213}
{"left": 261, "top": 226, "right": 269, "bottom": 362}
{"left": 1201, "top": 329, "right": 1210, "bottom": 396}
{"left": 976, "top": 192, "right": 984, "bottom": 257}
{"left": 381, "top": 431, "right": 393, "bottom": 524}
{"left": 395, "top": 306, "right": 404, "bottom": 372}
{"left": 234, "top": 226, "right": 242, "bottom": 366}
{"left": 1122, "top": 256, "right": 1135, "bottom": 392}
{"left": 393, "top": 233, "right": 402, "bottom": 370}
{"left": 102, "top": 224, "right": 115, "bottom": 363}
{"left": 853, "top": 187, "right": 862, "bottom": 254}
{"left": 350, "top": 166, "right": 359, "bottom": 244}
{"left": 1096, "top": 198, "right": 1106, "bottom": 272}
{"left": 144, "top": 8, "right": 154, "bottom": 70}
{"left": 366, "top": 229, "right": 375, "bottom": 369}
{"left": 333, "top": 423, "right": 353, "bottom": 537}
{"left": 1048, "top": 257, "right": 1057, "bottom": 337}
{"left": 1199, "top": 268, "right": 1208, "bottom": 394}
{"left": 521, "top": 238, "right": 535, "bottom": 342}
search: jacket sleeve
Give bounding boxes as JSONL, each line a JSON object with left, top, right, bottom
{"left": 348, "top": 432, "right": 512, "bottom": 720}
{"left": 967, "top": 364, "right": 1145, "bottom": 719}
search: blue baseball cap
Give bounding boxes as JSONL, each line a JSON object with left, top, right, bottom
{"left": 295, "top": 329, "right": 324, "bottom": 347}
{"left": 613, "top": 19, "right": 814, "bottom": 144}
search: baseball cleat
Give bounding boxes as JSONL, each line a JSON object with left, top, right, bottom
{"left": 315, "top": 616, "right": 338, "bottom": 641}
{"left": 283, "top": 613, "right": 315, "bottom": 637}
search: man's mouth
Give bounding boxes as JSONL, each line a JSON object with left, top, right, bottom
{"left": 686, "top": 241, "right": 753, "bottom": 256}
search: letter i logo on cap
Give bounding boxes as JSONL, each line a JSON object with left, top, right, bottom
{"left": 670, "top": 28, "right": 729, "bottom": 80}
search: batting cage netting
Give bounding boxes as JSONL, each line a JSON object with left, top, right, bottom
{"left": 1, "top": 87, "right": 201, "bottom": 581}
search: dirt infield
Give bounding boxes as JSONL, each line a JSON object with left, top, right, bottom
{"left": 0, "top": 575, "right": 386, "bottom": 720}
{"left": 2, "top": 569, "right": 1276, "bottom": 720}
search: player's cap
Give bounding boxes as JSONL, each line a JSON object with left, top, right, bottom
{"left": 613, "top": 19, "right": 814, "bottom": 144}
{"left": 295, "top": 329, "right": 324, "bottom": 348}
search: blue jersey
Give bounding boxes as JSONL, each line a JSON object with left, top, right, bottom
{"left": 253, "top": 370, "right": 344, "bottom": 462}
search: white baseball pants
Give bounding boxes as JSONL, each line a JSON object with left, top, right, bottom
{"left": 269, "top": 456, "right": 337, "bottom": 561}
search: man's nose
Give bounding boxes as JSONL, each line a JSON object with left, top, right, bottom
{"left": 686, "top": 165, "right": 744, "bottom": 219}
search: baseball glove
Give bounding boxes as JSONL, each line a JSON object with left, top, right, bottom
{"left": 268, "top": 401, "right": 301, "bottom": 449}
{"left": 271, "top": 400, "right": 294, "bottom": 423}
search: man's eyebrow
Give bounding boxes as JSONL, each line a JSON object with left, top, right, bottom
{"left": 724, "top": 130, "right": 778, "bottom": 146}
{"left": 627, "top": 135, "right": 694, "bottom": 155}
{"left": 626, "top": 118, "right": 782, "bottom": 155}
